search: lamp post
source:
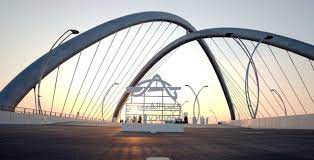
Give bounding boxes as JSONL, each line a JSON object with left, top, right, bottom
{"left": 194, "top": 85, "right": 208, "bottom": 119}
{"left": 184, "top": 85, "right": 198, "bottom": 120}
{"left": 180, "top": 100, "right": 189, "bottom": 117}
{"left": 270, "top": 89, "right": 287, "bottom": 116}
{"left": 231, "top": 33, "right": 272, "bottom": 119}
{"left": 184, "top": 85, "right": 208, "bottom": 121}
{"left": 37, "top": 29, "right": 79, "bottom": 114}
{"left": 181, "top": 100, "right": 189, "bottom": 109}
{"left": 101, "top": 83, "right": 119, "bottom": 121}
{"left": 209, "top": 109, "right": 218, "bottom": 123}
{"left": 194, "top": 85, "right": 208, "bottom": 120}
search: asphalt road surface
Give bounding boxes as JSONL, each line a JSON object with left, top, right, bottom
{"left": 0, "top": 125, "right": 313, "bottom": 160}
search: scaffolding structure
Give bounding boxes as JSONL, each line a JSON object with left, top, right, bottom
{"left": 125, "top": 74, "right": 181, "bottom": 123}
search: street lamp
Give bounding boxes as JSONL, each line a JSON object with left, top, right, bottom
{"left": 180, "top": 100, "right": 189, "bottom": 117}
{"left": 270, "top": 89, "right": 287, "bottom": 116}
{"left": 184, "top": 85, "right": 198, "bottom": 120}
{"left": 184, "top": 85, "right": 208, "bottom": 121}
{"left": 37, "top": 29, "right": 79, "bottom": 114}
{"left": 101, "top": 82, "right": 119, "bottom": 121}
{"left": 181, "top": 100, "right": 189, "bottom": 109}
{"left": 230, "top": 33, "right": 272, "bottom": 119}
{"left": 209, "top": 109, "right": 218, "bottom": 123}
{"left": 195, "top": 85, "right": 208, "bottom": 120}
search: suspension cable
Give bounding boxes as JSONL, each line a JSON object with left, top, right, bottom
{"left": 223, "top": 73, "right": 252, "bottom": 119}
{"left": 155, "top": 25, "right": 179, "bottom": 53}
{"left": 287, "top": 51, "right": 314, "bottom": 106}
{"left": 86, "top": 23, "right": 155, "bottom": 117}
{"left": 83, "top": 28, "right": 132, "bottom": 116}
{"left": 80, "top": 33, "right": 118, "bottom": 116}
{"left": 225, "top": 74, "right": 257, "bottom": 118}
{"left": 87, "top": 25, "right": 146, "bottom": 117}
{"left": 84, "top": 23, "right": 153, "bottom": 117}
{"left": 268, "top": 45, "right": 307, "bottom": 114}
{"left": 100, "top": 101, "right": 119, "bottom": 119}
{"left": 98, "top": 25, "right": 180, "bottom": 118}
{"left": 244, "top": 41, "right": 296, "bottom": 115}
{"left": 309, "top": 59, "right": 314, "bottom": 71}
{"left": 124, "top": 24, "right": 177, "bottom": 81}
{"left": 96, "top": 26, "right": 141, "bottom": 102}
{"left": 143, "top": 27, "right": 184, "bottom": 80}
{"left": 77, "top": 34, "right": 117, "bottom": 114}
{"left": 49, "top": 33, "right": 74, "bottom": 113}
{"left": 101, "top": 22, "right": 171, "bottom": 109}
{"left": 87, "top": 27, "right": 133, "bottom": 117}
{"left": 69, "top": 40, "right": 100, "bottom": 115}
{"left": 77, "top": 27, "right": 138, "bottom": 115}
{"left": 98, "top": 24, "right": 144, "bottom": 95}
{"left": 249, "top": 41, "right": 292, "bottom": 115}
{"left": 225, "top": 38, "right": 283, "bottom": 112}
{"left": 73, "top": 41, "right": 104, "bottom": 114}
{"left": 90, "top": 22, "right": 166, "bottom": 117}
{"left": 222, "top": 67, "right": 265, "bottom": 118}
{"left": 145, "top": 48, "right": 179, "bottom": 79}
{"left": 81, "top": 28, "right": 142, "bottom": 116}
{"left": 220, "top": 38, "right": 283, "bottom": 116}
{"left": 100, "top": 49, "right": 177, "bottom": 119}
{"left": 231, "top": 37, "right": 268, "bottom": 118}
{"left": 211, "top": 38, "right": 275, "bottom": 117}
{"left": 144, "top": 25, "right": 182, "bottom": 78}
{"left": 50, "top": 66, "right": 60, "bottom": 114}
{"left": 123, "top": 22, "right": 169, "bottom": 81}
{"left": 61, "top": 52, "right": 82, "bottom": 115}
{"left": 33, "top": 86, "right": 38, "bottom": 113}
{"left": 215, "top": 54, "right": 271, "bottom": 117}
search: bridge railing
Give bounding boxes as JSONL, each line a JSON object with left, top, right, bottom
{"left": 9, "top": 107, "right": 102, "bottom": 121}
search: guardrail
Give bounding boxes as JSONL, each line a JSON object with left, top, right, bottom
{"left": 13, "top": 107, "right": 102, "bottom": 121}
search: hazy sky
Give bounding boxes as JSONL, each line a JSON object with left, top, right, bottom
{"left": 0, "top": 0, "right": 313, "bottom": 121}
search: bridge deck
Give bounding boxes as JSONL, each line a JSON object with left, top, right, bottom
{"left": 0, "top": 125, "right": 313, "bottom": 160}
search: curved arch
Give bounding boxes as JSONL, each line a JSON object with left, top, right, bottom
{"left": 0, "top": 11, "right": 234, "bottom": 121}
{"left": 113, "top": 27, "right": 314, "bottom": 121}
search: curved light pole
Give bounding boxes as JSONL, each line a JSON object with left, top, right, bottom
{"left": 37, "top": 29, "right": 79, "bottom": 114}
{"left": 184, "top": 85, "right": 199, "bottom": 120}
{"left": 231, "top": 34, "right": 272, "bottom": 118}
{"left": 184, "top": 85, "right": 208, "bottom": 121}
{"left": 180, "top": 100, "right": 189, "bottom": 117}
{"left": 181, "top": 100, "right": 189, "bottom": 109}
{"left": 194, "top": 85, "right": 208, "bottom": 120}
{"left": 270, "top": 89, "right": 287, "bottom": 116}
{"left": 101, "top": 83, "right": 119, "bottom": 121}
{"left": 209, "top": 109, "right": 218, "bottom": 123}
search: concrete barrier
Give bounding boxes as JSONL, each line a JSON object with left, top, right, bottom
{"left": 0, "top": 111, "right": 107, "bottom": 125}
{"left": 183, "top": 124, "right": 240, "bottom": 128}
{"left": 121, "top": 123, "right": 184, "bottom": 133}
{"left": 222, "top": 114, "right": 314, "bottom": 130}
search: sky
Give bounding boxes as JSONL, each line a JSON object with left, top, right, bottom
{"left": 0, "top": 0, "right": 313, "bottom": 122}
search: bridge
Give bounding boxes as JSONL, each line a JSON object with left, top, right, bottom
{"left": 0, "top": 11, "right": 313, "bottom": 160}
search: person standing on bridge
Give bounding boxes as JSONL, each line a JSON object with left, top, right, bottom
{"left": 138, "top": 115, "right": 142, "bottom": 123}
{"left": 184, "top": 115, "right": 188, "bottom": 124}
{"left": 206, "top": 117, "right": 209, "bottom": 125}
